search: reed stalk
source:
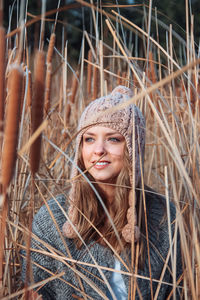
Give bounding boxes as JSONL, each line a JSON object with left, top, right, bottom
{"left": 190, "top": 71, "right": 197, "bottom": 114}
{"left": 0, "top": 2, "right": 199, "bottom": 299}
{"left": 0, "top": 194, "right": 8, "bottom": 297}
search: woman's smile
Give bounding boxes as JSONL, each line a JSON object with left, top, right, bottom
{"left": 93, "top": 160, "right": 110, "bottom": 169}
{"left": 82, "top": 126, "right": 126, "bottom": 183}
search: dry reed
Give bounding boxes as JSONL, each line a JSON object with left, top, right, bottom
{"left": 1, "top": 2, "right": 200, "bottom": 299}
{"left": 30, "top": 50, "right": 45, "bottom": 175}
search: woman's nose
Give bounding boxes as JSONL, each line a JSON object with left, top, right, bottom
{"left": 94, "top": 141, "right": 106, "bottom": 155}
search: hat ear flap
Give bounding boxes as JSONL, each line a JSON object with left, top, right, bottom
{"left": 122, "top": 190, "right": 140, "bottom": 243}
{"left": 62, "top": 200, "right": 78, "bottom": 238}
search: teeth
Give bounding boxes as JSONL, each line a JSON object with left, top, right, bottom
{"left": 96, "top": 162, "right": 108, "bottom": 166}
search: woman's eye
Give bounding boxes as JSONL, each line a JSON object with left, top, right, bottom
{"left": 84, "top": 137, "right": 94, "bottom": 142}
{"left": 108, "top": 137, "right": 121, "bottom": 142}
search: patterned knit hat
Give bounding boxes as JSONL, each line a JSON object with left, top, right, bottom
{"left": 63, "top": 86, "right": 145, "bottom": 243}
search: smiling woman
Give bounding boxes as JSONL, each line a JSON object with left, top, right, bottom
{"left": 82, "top": 126, "right": 126, "bottom": 186}
{"left": 22, "top": 86, "right": 183, "bottom": 299}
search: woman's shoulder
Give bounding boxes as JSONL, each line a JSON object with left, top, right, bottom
{"left": 32, "top": 194, "right": 68, "bottom": 240}
{"left": 144, "top": 185, "right": 176, "bottom": 223}
{"left": 142, "top": 185, "right": 178, "bottom": 250}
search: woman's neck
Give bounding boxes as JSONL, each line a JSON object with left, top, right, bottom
{"left": 97, "top": 183, "right": 115, "bottom": 204}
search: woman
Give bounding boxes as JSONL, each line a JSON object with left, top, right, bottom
{"left": 22, "top": 86, "right": 182, "bottom": 299}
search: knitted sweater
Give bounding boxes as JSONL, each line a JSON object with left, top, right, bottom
{"left": 21, "top": 189, "right": 182, "bottom": 299}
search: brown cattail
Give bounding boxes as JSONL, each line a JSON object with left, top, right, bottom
{"left": 26, "top": 71, "right": 32, "bottom": 108}
{"left": 149, "top": 51, "right": 157, "bottom": 84}
{"left": 0, "top": 27, "right": 5, "bottom": 132}
{"left": 122, "top": 71, "right": 127, "bottom": 86}
{"left": 70, "top": 71, "right": 79, "bottom": 104}
{"left": 20, "top": 71, "right": 26, "bottom": 116}
{"left": 44, "top": 65, "right": 52, "bottom": 116}
{"left": 181, "top": 79, "right": 186, "bottom": 105}
{"left": 44, "top": 64, "right": 52, "bottom": 116}
{"left": 46, "top": 33, "right": 56, "bottom": 64}
{"left": 0, "top": 1, "right": 3, "bottom": 27}
{"left": 87, "top": 49, "right": 92, "bottom": 96}
{"left": 146, "top": 52, "right": 157, "bottom": 114}
{"left": 0, "top": 64, "right": 23, "bottom": 191}
{"left": 117, "top": 69, "right": 122, "bottom": 86}
{"left": 65, "top": 103, "right": 71, "bottom": 127}
{"left": 44, "top": 33, "right": 56, "bottom": 115}
{"left": 93, "top": 65, "right": 98, "bottom": 100}
{"left": 174, "top": 79, "right": 180, "bottom": 99}
{"left": 190, "top": 71, "right": 197, "bottom": 114}
{"left": 30, "top": 51, "right": 45, "bottom": 175}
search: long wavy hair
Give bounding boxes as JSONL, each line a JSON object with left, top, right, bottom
{"left": 71, "top": 141, "right": 147, "bottom": 258}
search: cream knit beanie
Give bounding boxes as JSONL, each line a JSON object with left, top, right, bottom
{"left": 63, "top": 86, "right": 145, "bottom": 243}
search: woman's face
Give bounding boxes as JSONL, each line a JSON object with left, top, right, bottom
{"left": 82, "top": 126, "right": 126, "bottom": 183}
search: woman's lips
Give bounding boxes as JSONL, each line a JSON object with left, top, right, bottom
{"left": 93, "top": 161, "right": 110, "bottom": 169}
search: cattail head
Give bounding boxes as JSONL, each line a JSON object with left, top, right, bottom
{"left": 92, "top": 65, "right": 99, "bottom": 100}
{"left": 0, "top": 64, "right": 23, "bottom": 192}
{"left": 47, "top": 33, "right": 56, "bottom": 64}
{"left": 87, "top": 49, "right": 92, "bottom": 96}
{"left": 122, "top": 71, "right": 127, "bottom": 86}
{"left": 148, "top": 51, "right": 157, "bottom": 84}
{"left": 117, "top": 69, "right": 122, "bottom": 86}
{"left": 44, "top": 33, "right": 56, "bottom": 116}
{"left": 26, "top": 71, "right": 32, "bottom": 109}
{"left": 190, "top": 71, "right": 197, "bottom": 114}
{"left": 0, "top": 26, "right": 5, "bottom": 132}
{"left": 30, "top": 50, "right": 45, "bottom": 175}
{"left": 65, "top": 102, "right": 71, "bottom": 127}
{"left": 70, "top": 71, "right": 79, "bottom": 104}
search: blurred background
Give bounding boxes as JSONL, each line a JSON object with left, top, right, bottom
{"left": 3, "top": 0, "right": 200, "bottom": 62}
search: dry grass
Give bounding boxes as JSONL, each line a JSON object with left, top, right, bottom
{"left": 0, "top": 1, "right": 199, "bottom": 299}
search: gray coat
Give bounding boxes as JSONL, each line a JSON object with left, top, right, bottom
{"left": 21, "top": 189, "right": 182, "bottom": 299}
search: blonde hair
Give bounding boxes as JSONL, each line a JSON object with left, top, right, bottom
{"left": 73, "top": 146, "right": 131, "bottom": 253}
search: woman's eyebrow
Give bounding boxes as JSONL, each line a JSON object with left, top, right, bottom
{"left": 106, "top": 132, "right": 122, "bottom": 136}
{"left": 83, "top": 131, "right": 95, "bottom": 136}
{"left": 84, "top": 131, "right": 123, "bottom": 137}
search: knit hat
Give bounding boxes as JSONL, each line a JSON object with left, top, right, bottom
{"left": 63, "top": 86, "right": 145, "bottom": 243}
